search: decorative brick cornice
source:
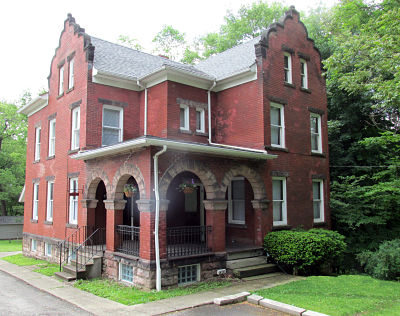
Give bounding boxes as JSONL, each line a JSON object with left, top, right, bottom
{"left": 203, "top": 200, "right": 228, "bottom": 211}
{"left": 104, "top": 199, "right": 126, "bottom": 210}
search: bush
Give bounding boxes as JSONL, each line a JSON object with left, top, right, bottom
{"left": 357, "top": 239, "right": 400, "bottom": 281}
{"left": 264, "top": 229, "right": 346, "bottom": 275}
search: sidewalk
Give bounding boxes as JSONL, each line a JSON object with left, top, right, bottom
{"left": 0, "top": 252, "right": 300, "bottom": 316}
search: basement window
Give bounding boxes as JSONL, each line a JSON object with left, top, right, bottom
{"left": 45, "top": 243, "right": 52, "bottom": 257}
{"left": 119, "top": 263, "right": 133, "bottom": 284}
{"left": 31, "top": 239, "right": 37, "bottom": 252}
{"left": 178, "top": 264, "right": 200, "bottom": 285}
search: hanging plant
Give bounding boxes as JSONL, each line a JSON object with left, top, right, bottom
{"left": 178, "top": 178, "right": 197, "bottom": 194}
{"left": 124, "top": 184, "right": 138, "bottom": 198}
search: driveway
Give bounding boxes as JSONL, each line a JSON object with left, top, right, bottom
{"left": 0, "top": 270, "right": 92, "bottom": 316}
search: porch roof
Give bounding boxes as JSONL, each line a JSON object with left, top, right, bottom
{"left": 71, "top": 136, "right": 277, "bottom": 161}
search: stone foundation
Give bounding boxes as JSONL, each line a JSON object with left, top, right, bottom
{"left": 22, "top": 232, "right": 62, "bottom": 264}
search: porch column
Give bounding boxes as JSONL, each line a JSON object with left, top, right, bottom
{"left": 81, "top": 199, "right": 98, "bottom": 228}
{"left": 203, "top": 199, "right": 228, "bottom": 253}
{"left": 251, "top": 199, "right": 270, "bottom": 247}
{"left": 104, "top": 199, "right": 126, "bottom": 252}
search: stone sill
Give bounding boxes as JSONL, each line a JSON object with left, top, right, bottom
{"left": 284, "top": 82, "right": 296, "bottom": 89}
{"left": 195, "top": 131, "right": 208, "bottom": 137}
{"left": 44, "top": 221, "right": 53, "bottom": 226}
{"left": 227, "top": 223, "right": 247, "bottom": 229}
{"left": 272, "top": 225, "right": 291, "bottom": 231}
{"left": 300, "top": 87, "right": 311, "bottom": 94}
{"left": 65, "top": 223, "right": 78, "bottom": 229}
{"left": 30, "top": 219, "right": 38, "bottom": 223}
{"left": 179, "top": 129, "right": 192, "bottom": 135}
{"left": 46, "top": 155, "right": 55, "bottom": 160}
{"left": 311, "top": 152, "right": 326, "bottom": 158}
{"left": 68, "top": 148, "right": 80, "bottom": 155}
{"left": 265, "top": 146, "right": 289, "bottom": 153}
{"left": 57, "top": 93, "right": 64, "bottom": 99}
{"left": 66, "top": 87, "right": 74, "bottom": 94}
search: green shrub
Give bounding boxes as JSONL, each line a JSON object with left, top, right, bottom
{"left": 264, "top": 229, "right": 346, "bottom": 275}
{"left": 357, "top": 239, "right": 400, "bottom": 281}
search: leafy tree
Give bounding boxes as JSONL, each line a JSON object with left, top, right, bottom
{"left": 152, "top": 25, "right": 186, "bottom": 61}
{"left": 118, "top": 35, "right": 143, "bottom": 51}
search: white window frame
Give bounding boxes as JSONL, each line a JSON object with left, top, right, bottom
{"left": 71, "top": 107, "right": 80, "bottom": 150}
{"left": 102, "top": 105, "right": 123, "bottom": 146}
{"left": 119, "top": 262, "right": 134, "bottom": 284}
{"left": 272, "top": 177, "right": 287, "bottom": 226}
{"left": 228, "top": 177, "right": 246, "bottom": 225}
{"left": 69, "top": 178, "right": 78, "bottom": 224}
{"left": 59, "top": 66, "right": 64, "bottom": 95}
{"left": 32, "top": 183, "right": 39, "bottom": 220}
{"left": 270, "top": 102, "right": 285, "bottom": 147}
{"left": 46, "top": 181, "right": 54, "bottom": 222}
{"left": 195, "top": 108, "right": 205, "bottom": 133}
{"left": 31, "top": 239, "right": 37, "bottom": 252}
{"left": 34, "top": 126, "right": 41, "bottom": 161}
{"left": 45, "top": 243, "right": 52, "bottom": 257}
{"left": 310, "top": 113, "right": 322, "bottom": 153}
{"left": 48, "top": 119, "right": 56, "bottom": 157}
{"left": 300, "top": 59, "right": 308, "bottom": 89}
{"left": 179, "top": 104, "right": 189, "bottom": 131}
{"left": 68, "top": 58, "right": 74, "bottom": 90}
{"left": 313, "top": 180, "right": 325, "bottom": 223}
{"left": 284, "top": 53, "right": 292, "bottom": 84}
{"left": 178, "top": 264, "right": 200, "bottom": 286}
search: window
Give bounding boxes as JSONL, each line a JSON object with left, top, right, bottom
{"left": 68, "top": 58, "right": 74, "bottom": 90}
{"left": 180, "top": 104, "right": 189, "bottom": 131}
{"left": 178, "top": 264, "right": 200, "bottom": 285}
{"left": 284, "top": 53, "right": 292, "bottom": 84}
{"left": 119, "top": 263, "right": 133, "bottom": 283}
{"left": 48, "top": 119, "right": 56, "bottom": 157}
{"left": 34, "top": 126, "right": 41, "bottom": 161}
{"left": 196, "top": 108, "right": 205, "bottom": 133}
{"left": 228, "top": 177, "right": 246, "bottom": 225}
{"left": 102, "top": 105, "right": 123, "bottom": 146}
{"left": 300, "top": 59, "right": 308, "bottom": 89}
{"left": 31, "top": 239, "right": 37, "bottom": 252}
{"left": 310, "top": 114, "right": 322, "bottom": 153}
{"left": 46, "top": 181, "right": 54, "bottom": 222}
{"left": 272, "top": 177, "right": 287, "bottom": 226}
{"left": 69, "top": 178, "right": 78, "bottom": 224}
{"left": 32, "top": 183, "right": 39, "bottom": 220}
{"left": 313, "top": 180, "right": 324, "bottom": 222}
{"left": 45, "top": 243, "right": 52, "bottom": 257}
{"left": 71, "top": 107, "right": 80, "bottom": 150}
{"left": 270, "top": 103, "right": 285, "bottom": 147}
{"left": 59, "top": 66, "right": 64, "bottom": 95}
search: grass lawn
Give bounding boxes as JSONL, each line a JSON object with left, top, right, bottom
{"left": 254, "top": 275, "right": 400, "bottom": 316}
{"left": 0, "top": 240, "right": 22, "bottom": 252}
{"left": 1, "top": 253, "right": 59, "bottom": 276}
{"left": 74, "top": 278, "right": 232, "bottom": 305}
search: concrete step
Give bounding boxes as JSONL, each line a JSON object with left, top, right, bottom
{"left": 242, "top": 272, "right": 284, "bottom": 281}
{"left": 62, "top": 264, "right": 86, "bottom": 279}
{"left": 233, "top": 263, "right": 279, "bottom": 278}
{"left": 54, "top": 271, "right": 76, "bottom": 282}
{"left": 226, "top": 248, "right": 264, "bottom": 260}
{"left": 226, "top": 256, "right": 268, "bottom": 269}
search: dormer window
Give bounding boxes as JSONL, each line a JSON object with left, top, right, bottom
{"left": 284, "top": 53, "right": 292, "bottom": 84}
{"left": 196, "top": 108, "right": 205, "bottom": 133}
{"left": 68, "top": 58, "right": 74, "bottom": 90}
{"left": 180, "top": 104, "right": 189, "bottom": 131}
{"left": 300, "top": 59, "right": 308, "bottom": 89}
{"left": 58, "top": 66, "right": 64, "bottom": 96}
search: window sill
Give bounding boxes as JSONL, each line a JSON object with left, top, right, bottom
{"left": 179, "top": 129, "right": 192, "bottom": 135}
{"left": 313, "top": 221, "right": 327, "bottom": 227}
{"left": 300, "top": 87, "right": 311, "bottom": 94}
{"left": 46, "top": 155, "right": 55, "bottom": 160}
{"left": 272, "top": 224, "right": 291, "bottom": 231}
{"left": 68, "top": 148, "right": 80, "bottom": 155}
{"left": 66, "top": 87, "right": 74, "bottom": 94}
{"left": 284, "top": 82, "right": 296, "bottom": 89}
{"left": 33, "top": 160, "right": 40, "bottom": 164}
{"left": 66, "top": 223, "right": 78, "bottom": 229}
{"left": 195, "top": 131, "right": 207, "bottom": 137}
{"left": 57, "top": 93, "right": 64, "bottom": 99}
{"left": 311, "top": 152, "right": 326, "bottom": 158}
{"left": 227, "top": 223, "right": 247, "bottom": 229}
{"left": 265, "top": 146, "right": 289, "bottom": 152}
{"left": 30, "top": 219, "right": 38, "bottom": 223}
{"left": 44, "top": 221, "right": 53, "bottom": 226}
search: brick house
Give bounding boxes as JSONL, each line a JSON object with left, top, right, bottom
{"left": 19, "top": 7, "right": 330, "bottom": 289}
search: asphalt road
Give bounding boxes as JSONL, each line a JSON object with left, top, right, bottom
{"left": 170, "top": 302, "right": 289, "bottom": 316}
{"left": 0, "top": 270, "right": 92, "bottom": 316}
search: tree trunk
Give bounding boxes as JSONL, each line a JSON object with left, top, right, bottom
{"left": 0, "top": 199, "right": 7, "bottom": 216}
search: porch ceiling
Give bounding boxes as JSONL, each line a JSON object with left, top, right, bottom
{"left": 71, "top": 136, "right": 277, "bottom": 161}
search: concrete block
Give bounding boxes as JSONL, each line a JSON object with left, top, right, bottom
{"left": 303, "top": 310, "right": 330, "bottom": 316}
{"left": 214, "top": 292, "right": 250, "bottom": 306}
{"left": 259, "top": 298, "right": 306, "bottom": 316}
{"left": 247, "top": 294, "right": 264, "bottom": 305}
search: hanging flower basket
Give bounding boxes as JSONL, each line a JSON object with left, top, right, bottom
{"left": 124, "top": 184, "right": 138, "bottom": 198}
{"left": 178, "top": 178, "right": 197, "bottom": 194}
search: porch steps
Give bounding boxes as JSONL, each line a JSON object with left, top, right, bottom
{"left": 54, "top": 255, "right": 103, "bottom": 282}
{"left": 226, "top": 256, "right": 268, "bottom": 269}
{"left": 233, "top": 263, "right": 279, "bottom": 278}
{"left": 54, "top": 271, "right": 76, "bottom": 282}
{"left": 242, "top": 272, "right": 284, "bottom": 281}
{"left": 226, "top": 247, "right": 264, "bottom": 260}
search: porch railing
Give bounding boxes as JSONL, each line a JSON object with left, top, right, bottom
{"left": 167, "top": 225, "right": 211, "bottom": 258}
{"left": 116, "top": 225, "right": 140, "bottom": 256}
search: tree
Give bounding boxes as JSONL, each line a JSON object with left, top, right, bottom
{"left": 118, "top": 35, "right": 143, "bottom": 51}
{"left": 152, "top": 25, "right": 186, "bottom": 61}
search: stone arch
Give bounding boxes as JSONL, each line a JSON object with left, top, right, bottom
{"left": 221, "top": 165, "right": 267, "bottom": 200}
{"left": 159, "top": 160, "right": 220, "bottom": 200}
{"left": 111, "top": 163, "right": 146, "bottom": 200}
{"left": 85, "top": 169, "right": 111, "bottom": 200}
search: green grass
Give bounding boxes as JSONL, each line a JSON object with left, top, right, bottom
{"left": 0, "top": 239, "right": 22, "bottom": 252}
{"left": 254, "top": 275, "right": 400, "bottom": 316}
{"left": 74, "top": 278, "right": 232, "bottom": 305}
{"left": 1, "top": 253, "right": 59, "bottom": 276}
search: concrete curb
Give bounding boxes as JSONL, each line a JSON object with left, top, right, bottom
{"left": 214, "top": 291, "right": 250, "bottom": 306}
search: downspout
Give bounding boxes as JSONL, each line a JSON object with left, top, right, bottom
{"left": 153, "top": 145, "right": 167, "bottom": 292}
{"left": 137, "top": 79, "right": 148, "bottom": 135}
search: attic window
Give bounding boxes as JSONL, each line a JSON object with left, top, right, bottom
{"left": 68, "top": 58, "right": 74, "bottom": 90}
{"left": 284, "top": 53, "right": 292, "bottom": 84}
{"left": 180, "top": 105, "right": 189, "bottom": 131}
{"left": 58, "top": 66, "right": 64, "bottom": 96}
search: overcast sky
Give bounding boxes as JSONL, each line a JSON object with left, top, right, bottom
{"left": 0, "top": 0, "right": 337, "bottom": 103}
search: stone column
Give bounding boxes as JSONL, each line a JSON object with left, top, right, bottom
{"left": 104, "top": 199, "right": 126, "bottom": 252}
{"left": 251, "top": 199, "right": 270, "bottom": 247}
{"left": 81, "top": 199, "right": 98, "bottom": 228}
{"left": 203, "top": 199, "right": 228, "bottom": 253}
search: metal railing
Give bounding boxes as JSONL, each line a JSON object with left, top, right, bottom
{"left": 167, "top": 225, "right": 211, "bottom": 258}
{"left": 116, "top": 225, "right": 140, "bottom": 256}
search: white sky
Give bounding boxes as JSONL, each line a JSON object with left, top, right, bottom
{"left": 0, "top": 0, "right": 337, "bottom": 103}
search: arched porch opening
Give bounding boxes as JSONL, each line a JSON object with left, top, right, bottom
{"left": 94, "top": 180, "right": 107, "bottom": 230}
{"left": 122, "top": 176, "right": 140, "bottom": 227}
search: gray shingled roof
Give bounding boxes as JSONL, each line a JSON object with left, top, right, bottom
{"left": 91, "top": 35, "right": 260, "bottom": 82}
